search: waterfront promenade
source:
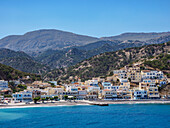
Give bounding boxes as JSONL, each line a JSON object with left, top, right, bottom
{"left": 0, "top": 99, "right": 170, "bottom": 108}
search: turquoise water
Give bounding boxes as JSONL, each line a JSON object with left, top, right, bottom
{"left": 0, "top": 104, "right": 170, "bottom": 128}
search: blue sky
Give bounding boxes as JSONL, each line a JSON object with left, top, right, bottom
{"left": 0, "top": 0, "right": 170, "bottom": 38}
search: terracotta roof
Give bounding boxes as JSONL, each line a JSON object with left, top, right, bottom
{"left": 103, "top": 89, "right": 111, "bottom": 91}
{"left": 74, "top": 83, "right": 79, "bottom": 84}
{"left": 141, "top": 70, "right": 151, "bottom": 72}
{"left": 0, "top": 90, "right": 10, "bottom": 92}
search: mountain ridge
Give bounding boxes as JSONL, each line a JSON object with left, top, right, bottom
{"left": 101, "top": 32, "right": 170, "bottom": 41}
{"left": 0, "top": 29, "right": 99, "bottom": 55}
{"left": 0, "top": 29, "right": 170, "bottom": 56}
{"left": 0, "top": 29, "right": 170, "bottom": 74}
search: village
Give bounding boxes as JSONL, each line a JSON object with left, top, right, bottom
{"left": 0, "top": 64, "right": 169, "bottom": 105}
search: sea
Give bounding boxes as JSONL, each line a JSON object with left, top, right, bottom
{"left": 0, "top": 104, "right": 169, "bottom": 128}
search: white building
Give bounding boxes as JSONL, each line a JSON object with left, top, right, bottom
{"left": 141, "top": 70, "right": 164, "bottom": 79}
{"left": 65, "top": 85, "right": 78, "bottom": 92}
{"left": 0, "top": 80, "right": 9, "bottom": 90}
{"left": 102, "top": 89, "right": 117, "bottom": 100}
{"left": 134, "top": 90, "right": 147, "bottom": 99}
{"left": 146, "top": 84, "right": 160, "bottom": 99}
{"left": 113, "top": 70, "right": 127, "bottom": 79}
{"left": 102, "top": 82, "right": 112, "bottom": 87}
{"left": 78, "top": 90, "right": 87, "bottom": 99}
{"left": 104, "top": 86, "right": 119, "bottom": 91}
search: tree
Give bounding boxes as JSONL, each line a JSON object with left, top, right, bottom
{"left": 48, "top": 82, "right": 55, "bottom": 87}
{"left": 128, "top": 78, "right": 131, "bottom": 82}
{"left": 50, "top": 97, "right": 54, "bottom": 103}
{"left": 42, "top": 98, "right": 46, "bottom": 103}
{"left": 109, "top": 71, "right": 113, "bottom": 76}
{"left": 116, "top": 79, "right": 119, "bottom": 83}
{"left": 33, "top": 97, "right": 40, "bottom": 104}
{"left": 73, "top": 96, "right": 76, "bottom": 101}
{"left": 64, "top": 95, "right": 68, "bottom": 100}
{"left": 54, "top": 96, "right": 58, "bottom": 101}
{"left": 4, "top": 95, "right": 12, "bottom": 98}
{"left": 9, "top": 82, "right": 15, "bottom": 86}
{"left": 46, "top": 97, "right": 49, "bottom": 101}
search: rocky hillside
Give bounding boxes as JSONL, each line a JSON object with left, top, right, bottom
{"left": 101, "top": 32, "right": 170, "bottom": 41}
{"left": 0, "top": 48, "right": 50, "bottom": 74}
{"left": 143, "top": 53, "right": 170, "bottom": 77}
{"left": 44, "top": 42, "right": 170, "bottom": 82}
{"left": 36, "top": 40, "right": 144, "bottom": 68}
{"left": 0, "top": 63, "right": 41, "bottom": 81}
{"left": 0, "top": 29, "right": 99, "bottom": 55}
{"left": 1, "top": 30, "right": 170, "bottom": 73}
{"left": 0, "top": 29, "right": 170, "bottom": 56}
{"left": 36, "top": 35, "right": 170, "bottom": 69}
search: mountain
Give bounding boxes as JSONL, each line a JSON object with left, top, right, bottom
{"left": 36, "top": 48, "right": 88, "bottom": 68}
{"left": 101, "top": 32, "right": 170, "bottom": 41}
{"left": 145, "top": 34, "right": 170, "bottom": 44}
{"left": 1, "top": 29, "right": 170, "bottom": 73}
{"left": 44, "top": 42, "right": 170, "bottom": 82}
{"left": 0, "top": 48, "right": 50, "bottom": 74}
{"left": 0, "top": 29, "right": 99, "bottom": 55}
{"left": 0, "top": 48, "right": 32, "bottom": 60}
{"left": 1, "top": 29, "right": 170, "bottom": 56}
{"left": 0, "top": 63, "right": 41, "bottom": 81}
{"left": 35, "top": 40, "right": 147, "bottom": 68}
{"left": 36, "top": 35, "right": 170, "bottom": 69}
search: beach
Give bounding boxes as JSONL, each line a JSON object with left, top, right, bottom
{"left": 0, "top": 99, "right": 170, "bottom": 108}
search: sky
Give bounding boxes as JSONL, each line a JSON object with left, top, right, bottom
{"left": 0, "top": 0, "right": 170, "bottom": 38}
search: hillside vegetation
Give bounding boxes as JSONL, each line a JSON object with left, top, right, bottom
{"left": 36, "top": 35, "right": 170, "bottom": 69}
{"left": 0, "top": 48, "right": 50, "bottom": 74}
{"left": 144, "top": 54, "right": 170, "bottom": 77}
{"left": 44, "top": 42, "right": 170, "bottom": 82}
{"left": 0, "top": 63, "right": 41, "bottom": 81}
{"left": 0, "top": 30, "right": 170, "bottom": 74}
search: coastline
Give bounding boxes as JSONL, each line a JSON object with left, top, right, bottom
{"left": 92, "top": 99, "right": 170, "bottom": 105}
{"left": 0, "top": 101, "right": 89, "bottom": 109}
{"left": 0, "top": 100, "right": 170, "bottom": 109}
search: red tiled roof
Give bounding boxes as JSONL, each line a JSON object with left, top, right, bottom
{"left": 103, "top": 89, "right": 111, "bottom": 91}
